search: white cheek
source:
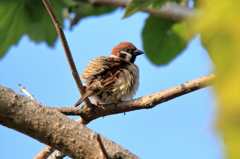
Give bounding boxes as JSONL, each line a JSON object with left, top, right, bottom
{"left": 125, "top": 54, "right": 132, "bottom": 62}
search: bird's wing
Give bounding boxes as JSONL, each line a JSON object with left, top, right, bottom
{"left": 75, "top": 57, "right": 129, "bottom": 106}
{"left": 99, "top": 57, "right": 129, "bottom": 90}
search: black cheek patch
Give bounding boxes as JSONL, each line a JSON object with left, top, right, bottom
{"left": 119, "top": 53, "right": 127, "bottom": 59}
{"left": 130, "top": 56, "right": 136, "bottom": 63}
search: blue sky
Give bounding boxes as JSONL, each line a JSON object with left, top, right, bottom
{"left": 0, "top": 8, "right": 223, "bottom": 159}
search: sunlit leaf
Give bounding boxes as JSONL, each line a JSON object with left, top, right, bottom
{"left": 142, "top": 15, "right": 191, "bottom": 65}
{"left": 188, "top": 0, "right": 240, "bottom": 158}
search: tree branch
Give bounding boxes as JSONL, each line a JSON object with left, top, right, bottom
{"left": 77, "top": 0, "right": 198, "bottom": 21}
{"left": 53, "top": 74, "right": 216, "bottom": 120}
{"left": 50, "top": 134, "right": 111, "bottom": 159}
{"left": 0, "top": 86, "right": 139, "bottom": 159}
{"left": 34, "top": 146, "right": 55, "bottom": 159}
{"left": 46, "top": 118, "right": 91, "bottom": 159}
{"left": 42, "top": 0, "right": 91, "bottom": 107}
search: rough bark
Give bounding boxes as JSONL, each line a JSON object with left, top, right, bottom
{"left": 0, "top": 86, "right": 139, "bottom": 159}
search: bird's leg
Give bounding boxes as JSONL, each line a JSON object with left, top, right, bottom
{"left": 94, "top": 102, "right": 106, "bottom": 110}
{"left": 116, "top": 99, "right": 123, "bottom": 104}
{"left": 112, "top": 99, "right": 123, "bottom": 108}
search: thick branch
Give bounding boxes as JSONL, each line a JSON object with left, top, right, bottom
{"left": 78, "top": 0, "right": 198, "bottom": 21}
{"left": 54, "top": 74, "right": 216, "bottom": 120}
{"left": 0, "top": 86, "right": 139, "bottom": 159}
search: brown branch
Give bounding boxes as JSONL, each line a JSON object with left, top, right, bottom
{"left": 0, "top": 86, "right": 139, "bottom": 159}
{"left": 46, "top": 117, "right": 91, "bottom": 159}
{"left": 180, "top": 0, "right": 189, "bottom": 6}
{"left": 41, "top": 0, "right": 91, "bottom": 107}
{"left": 51, "top": 134, "right": 111, "bottom": 159}
{"left": 53, "top": 74, "right": 216, "bottom": 120}
{"left": 78, "top": 0, "right": 198, "bottom": 21}
{"left": 34, "top": 146, "right": 54, "bottom": 159}
{"left": 48, "top": 151, "right": 65, "bottom": 159}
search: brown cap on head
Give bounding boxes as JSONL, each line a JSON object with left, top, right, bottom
{"left": 111, "top": 42, "right": 137, "bottom": 56}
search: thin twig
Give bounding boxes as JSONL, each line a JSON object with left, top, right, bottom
{"left": 48, "top": 151, "right": 65, "bottom": 159}
{"left": 53, "top": 74, "right": 216, "bottom": 119}
{"left": 41, "top": 0, "right": 91, "bottom": 107}
{"left": 78, "top": 0, "right": 197, "bottom": 21}
{"left": 34, "top": 146, "right": 54, "bottom": 159}
{"left": 97, "top": 134, "right": 111, "bottom": 159}
{"left": 18, "top": 84, "right": 36, "bottom": 101}
{"left": 180, "top": 0, "right": 189, "bottom": 6}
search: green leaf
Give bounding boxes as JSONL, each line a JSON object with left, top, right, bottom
{"left": 152, "top": 0, "right": 182, "bottom": 10}
{"left": 0, "top": 1, "right": 26, "bottom": 58}
{"left": 123, "top": 0, "right": 153, "bottom": 18}
{"left": 124, "top": 0, "right": 183, "bottom": 18}
{"left": 152, "top": 0, "right": 168, "bottom": 10}
{"left": 0, "top": 0, "right": 71, "bottom": 58}
{"left": 25, "top": 0, "right": 71, "bottom": 46}
{"left": 69, "top": 3, "right": 116, "bottom": 29}
{"left": 142, "top": 15, "right": 190, "bottom": 65}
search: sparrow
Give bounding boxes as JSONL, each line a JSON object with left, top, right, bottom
{"left": 75, "top": 42, "right": 143, "bottom": 107}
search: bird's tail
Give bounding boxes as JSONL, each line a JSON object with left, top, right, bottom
{"left": 74, "top": 97, "right": 85, "bottom": 107}
{"left": 74, "top": 91, "right": 92, "bottom": 107}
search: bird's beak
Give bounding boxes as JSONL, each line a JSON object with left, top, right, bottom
{"left": 133, "top": 49, "right": 144, "bottom": 56}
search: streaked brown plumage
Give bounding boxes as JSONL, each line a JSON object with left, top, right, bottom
{"left": 75, "top": 42, "right": 143, "bottom": 106}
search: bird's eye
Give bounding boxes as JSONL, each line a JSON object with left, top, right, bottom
{"left": 124, "top": 48, "right": 130, "bottom": 52}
